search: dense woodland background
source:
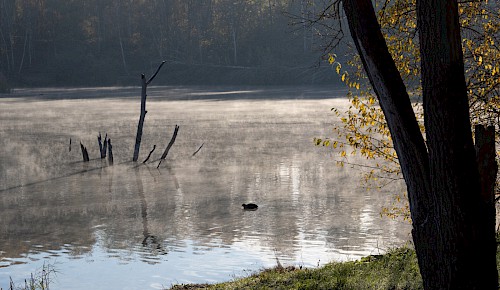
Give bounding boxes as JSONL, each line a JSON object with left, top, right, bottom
{"left": 0, "top": 0, "right": 344, "bottom": 88}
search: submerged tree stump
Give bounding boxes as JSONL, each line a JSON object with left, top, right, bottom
{"left": 98, "top": 133, "right": 108, "bottom": 159}
{"left": 108, "top": 138, "right": 114, "bottom": 165}
{"left": 80, "top": 142, "right": 90, "bottom": 162}
{"left": 103, "top": 134, "right": 108, "bottom": 158}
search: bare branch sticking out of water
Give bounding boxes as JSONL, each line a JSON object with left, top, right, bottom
{"left": 80, "top": 142, "right": 89, "bottom": 162}
{"left": 157, "top": 125, "right": 180, "bottom": 169}
{"left": 132, "top": 61, "right": 166, "bottom": 162}
{"left": 102, "top": 133, "right": 108, "bottom": 158}
{"left": 146, "top": 61, "right": 166, "bottom": 85}
{"left": 143, "top": 145, "right": 156, "bottom": 163}
{"left": 107, "top": 138, "right": 113, "bottom": 165}
{"left": 98, "top": 132, "right": 108, "bottom": 159}
{"left": 192, "top": 143, "right": 204, "bottom": 157}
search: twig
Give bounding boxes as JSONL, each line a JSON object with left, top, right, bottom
{"left": 157, "top": 125, "right": 180, "bottom": 168}
{"left": 192, "top": 143, "right": 204, "bottom": 156}
{"left": 147, "top": 61, "right": 166, "bottom": 85}
{"left": 143, "top": 145, "right": 156, "bottom": 163}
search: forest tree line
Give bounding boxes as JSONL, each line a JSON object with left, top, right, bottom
{"left": 0, "top": 0, "right": 343, "bottom": 88}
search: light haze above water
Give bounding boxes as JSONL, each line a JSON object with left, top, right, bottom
{"left": 0, "top": 86, "right": 411, "bottom": 290}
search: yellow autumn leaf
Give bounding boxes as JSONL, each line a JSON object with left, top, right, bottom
{"left": 328, "top": 54, "right": 336, "bottom": 65}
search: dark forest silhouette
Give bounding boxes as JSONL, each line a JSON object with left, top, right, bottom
{"left": 0, "top": 0, "right": 344, "bottom": 88}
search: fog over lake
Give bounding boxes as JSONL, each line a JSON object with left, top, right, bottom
{"left": 0, "top": 86, "right": 411, "bottom": 290}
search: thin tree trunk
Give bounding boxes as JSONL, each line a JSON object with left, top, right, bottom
{"left": 0, "top": 29, "right": 11, "bottom": 72}
{"left": 116, "top": 2, "right": 128, "bottom": 74}
{"left": 132, "top": 61, "right": 166, "bottom": 162}
{"left": 118, "top": 30, "right": 128, "bottom": 74}
{"left": 231, "top": 23, "right": 237, "bottom": 65}
{"left": 133, "top": 74, "right": 148, "bottom": 162}
{"left": 341, "top": 0, "right": 432, "bottom": 224}
{"left": 18, "top": 28, "right": 28, "bottom": 74}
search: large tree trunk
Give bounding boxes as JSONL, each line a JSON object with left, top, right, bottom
{"left": 342, "top": 0, "right": 497, "bottom": 289}
{"left": 416, "top": 0, "right": 497, "bottom": 288}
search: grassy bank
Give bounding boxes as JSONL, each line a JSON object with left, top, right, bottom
{"left": 6, "top": 242, "right": 500, "bottom": 289}
{"left": 171, "top": 242, "right": 500, "bottom": 290}
{"left": 170, "top": 247, "right": 423, "bottom": 290}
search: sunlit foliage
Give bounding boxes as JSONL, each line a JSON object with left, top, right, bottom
{"left": 317, "top": 0, "right": 500, "bottom": 220}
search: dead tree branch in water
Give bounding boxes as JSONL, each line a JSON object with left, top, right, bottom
{"left": 192, "top": 143, "right": 204, "bottom": 156}
{"left": 80, "top": 142, "right": 90, "bottom": 162}
{"left": 132, "top": 61, "right": 166, "bottom": 162}
{"left": 98, "top": 133, "right": 107, "bottom": 158}
{"left": 143, "top": 145, "right": 156, "bottom": 163}
{"left": 108, "top": 138, "right": 114, "bottom": 165}
{"left": 103, "top": 134, "right": 108, "bottom": 158}
{"left": 157, "top": 125, "right": 180, "bottom": 168}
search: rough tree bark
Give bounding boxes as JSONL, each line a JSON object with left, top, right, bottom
{"left": 132, "top": 61, "right": 166, "bottom": 162}
{"left": 341, "top": 0, "right": 497, "bottom": 288}
{"left": 416, "top": 0, "right": 497, "bottom": 287}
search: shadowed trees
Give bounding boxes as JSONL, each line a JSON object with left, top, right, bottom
{"left": 0, "top": 0, "right": 340, "bottom": 87}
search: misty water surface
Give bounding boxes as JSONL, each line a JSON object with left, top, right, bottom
{"left": 0, "top": 86, "right": 411, "bottom": 290}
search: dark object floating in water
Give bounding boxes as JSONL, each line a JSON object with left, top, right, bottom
{"left": 242, "top": 203, "right": 258, "bottom": 210}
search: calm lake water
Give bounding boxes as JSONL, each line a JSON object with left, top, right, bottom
{"left": 0, "top": 86, "right": 410, "bottom": 289}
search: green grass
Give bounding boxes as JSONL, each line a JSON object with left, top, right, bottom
{"left": 6, "top": 239, "right": 500, "bottom": 290}
{"left": 169, "top": 247, "right": 423, "bottom": 290}
{"left": 171, "top": 236, "right": 500, "bottom": 290}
